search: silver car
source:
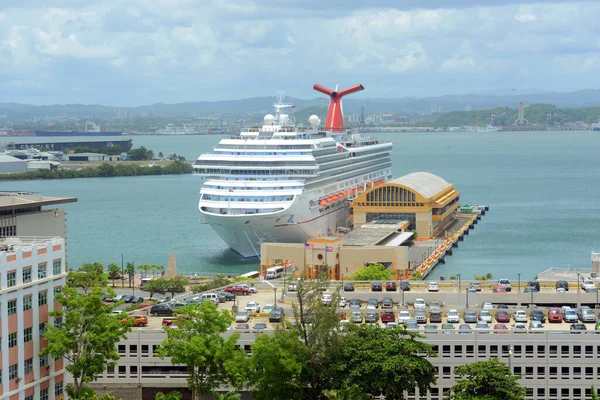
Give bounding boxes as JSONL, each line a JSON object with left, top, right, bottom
{"left": 479, "top": 310, "right": 493, "bottom": 323}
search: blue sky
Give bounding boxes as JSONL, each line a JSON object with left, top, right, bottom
{"left": 1, "top": 0, "right": 599, "bottom": 105}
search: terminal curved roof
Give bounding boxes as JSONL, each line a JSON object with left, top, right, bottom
{"left": 390, "top": 172, "right": 451, "bottom": 199}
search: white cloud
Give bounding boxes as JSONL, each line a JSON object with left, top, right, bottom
{"left": 441, "top": 56, "right": 476, "bottom": 70}
{"left": 515, "top": 13, "right": 537, "bottom": 22}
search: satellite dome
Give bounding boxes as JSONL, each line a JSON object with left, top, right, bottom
{"left": 264, "top": 114, "right": 275, "bottom": 125}
{"left": 309, "top": 115, "right": 320, "bottom": 126}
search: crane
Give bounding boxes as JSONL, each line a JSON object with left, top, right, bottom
{"left": 105, "top": 109, "right": 118, "bottom": 131}
{"left": 473, "top": 109, "right": 481, "bottom": 128}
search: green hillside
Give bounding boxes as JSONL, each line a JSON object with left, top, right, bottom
{"left": 294, "top": 106, "right": 327, "bottom": 126}
{"left": 433, "top": 104, "right": 600, "bottom": 127}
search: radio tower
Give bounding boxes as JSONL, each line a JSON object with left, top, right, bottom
{"left": 313, "top": 82, "right": 364, "bottom": 131}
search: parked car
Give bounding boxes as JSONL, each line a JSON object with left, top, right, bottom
{"left": 582, "top": 279, "right": 596, "bottom": 291}
{"left": 162, "top": 317, "right": 177, "bottom": 326}
{"left": 475, "top": 321, "right": 490, "bottom": 333}
{"left": 343, "top": 282, "right": 355, "bottom": 291}
{"left": 132, "top": 296, "right": 144, "bottom": 303}
{"left": 530, "top": 308, "right": 546, "bottom": 323}
{"left": 124, "top": 295, "right": 136, "bottom": 303}
{"left": 577, "top": 306, "right": 597, "bottom": 323}
{"left": 424, "top": 324, "right": 438, "bottom": 333}
{"left": 269, "top": 307, "right": 284, "bottom": 323}
{"left": 235, "top": 311, "right": 250, "bottom": 323}
{"left": 200, "top": 293, "right": 220, "bottom": 304}
{"left": 244, "top": 302, "right": 261, "bottom": 313}
{"left": 321, "top": 293, "right": 333, "bottom": 306}
{"left": 563, "top": 307, "right": 579, "bottom": 323}
{"left": 253, "top": 322, "right": 268, "bottom": 331}
{"left": 493, "top": 286, "right": 507, "bottom": 293}
{"left": 400, "top": 281, "right": 411, "bottom": 291}
{"left": 237, "top": 284, "right": 258, "bottom": 293}
{"left": 415, "top": 309, "right": 427, "bottom": 324}
{"left": 523, "top": 286, "right": 539, "bottom": 293}
{"left": 470, "top": 281, "right": 482, "bottom": 292}
{"left": 527, "top": 280, "right": 540, "bottom": 291}
{"left": 429, "top": 310, "right": 442, "bottom": 323}
{"left": 495, "top": 311, "right": 510, "bottom": 323}
{"left": 514, "top": 310, "right": 528, "bottom": 323}
{"left": 428, "top": 281, "right": 439, "bottom": 292}
{"left": 464, "top": 311, "right": 478, "bottom": 323}
{"left": 556, "top": 280, "right": 569, "bottom": 292}
{"left": 405, "top": 320, "right": 419, "bottom": 331}
{"left": 556, "top": 288, "right": 567, "bottom": 294}
{"left": 381, "top": 311, "right": 396, "bottom": 323}
{"left": 429, "top": 300, "right": 442, "bottom": 310}
{"left": 381, "top": 297, "right": 394, "bottom": 309}
{"left": 570, "top": 323, "right": 587, "bottom": 332}
{"left": 586, "top": 287, "right": 598, "bottom": 293}
{"left": 351, "top": 311, "right": 363, "bottom": 323}
{"left": 458, "top": 324, "right": 472, "bottom": 333}
{"left": 386, "top": 281, "right": 397, "bottom": 291}
{"left": 234, "top": 323, "right": 250, "bottom": 332}
{"left": 218, "top": 292, "right": 236, "bottom": 302}
{"left": 288, "top": 282, "right": 298, "bottom": 292}
{"left": 493, "top": 323, "right": 509, "bottom": 333}
{"left": 225, "top": 285, "right": 251, "bottom": 295}
{"left": 512, "top": 323, "right": 528, "bottom": 333}
{"left": 548, "top": 308, "right": 563, "bottom": 323}
{"left": 371, "top": 282, "right": 383, "bottom": 291}
{"left": 414, "top": 298, "right": 426, "bottom": 309}
{"left": 338, "top": 297, "right": 347, "bottom": 308}
{"left": 121, "top": 314, "right": 148, "bottom": 327}
{"left": 150, "top": 304, "right": 173, "bottom": 317}
{"left": 386, "top": 322, "right": 399, "bottom": 328}
{"left": 398, "top": 310, "right": 413, "bottom": 323}
{"left": 170, "top": 301, "right": 186, "bottom": 310}
{"left": 447, "top": 309, "right": 460, "bottom": 323}
{"left": 441, "top": 323, "right": 455, "bottom": 333}
{"left": 482, "top": 301, "right": 494, "bottom": 310}
{"left": 529, "top": 320, "right": 544, "bottom": 332}
{"left": 263, "top": 304, "right": 276, "bottom": 314}
{"left": 479, "top": 310, "right": 493, "bottom": 323}
{"left": 367, "top": 298, "right": 379, "bottom": 309}
{"left": 349, "top": 298, "right": 361, "bottom": 309}
{"left": 113, "top": 294, "right": 128, "bottom": 302}
{"left": 365, "top": 311, "right": 379, "bottom": 323}
{"left": 497, "top": 279, "right": 512, "bottom": 292}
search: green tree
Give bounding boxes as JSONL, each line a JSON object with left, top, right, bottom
{"left": 41, "top": 278, "right": 130, "bottom": 399}
{"left": 127, "top": 146, "right": 153, "bottom": 160}
{"left": 322, "top": 385, "right": 371, "bottom": 400}
{"left": 250, "top": 329, "right": 308, "bottom": 400}
{"left": 164, "top": 276, "right": 188, "bottom": 299}
{"left": 144, "top": 279, "right": 167, "bottom": 299}
{"left": 212, "top": 391, "right": 241, "bottom": 400}
{"left": 68, "top": 263, "right": 108, "bottom": 293}
{"left": 158, "top": 152, "right": 164, "bottom": 159}
{"left": 107, "top": 263, "right": 121, "bottom": 288}
{"left": 591, "top": 386, "right": 599, "bottom": 400}
{"left": 156, "top": 302, "right": 247, "bottom": 400}
{"left": 125, "top": 262, "right": 135, "bottom": 288}
{"left": 81, "top": 262, "right": 104, "bottom": 275}
{"left": 449, "top": 358, "right": 526, "bottom": 400}
{"left": 352, "top": 263, "right": 393, "bottom": 281}
{"left": 155, "top": 391, "right": 182, "bottom": 400}
{"left": 331, "top": 324, "right": 436, "bottom": 399}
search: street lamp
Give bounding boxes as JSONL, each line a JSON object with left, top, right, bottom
{"left": 577, "top": 272, "right": 581, "bottom": 307}
{"left": 508, "top": 345, "right": 514, "bottom": 370}
{"left": 273, "top": 288, "right": 277, "bottom": 305}
{"left": 457, "top": 273, "right": 462, "bottom": 293}
{"left": 121, "top": 254, "right": 124, "bottom": 288}
{"left": 466, "top": 287, "right": 469, "bottom": 309}
{"left": 517, "top": 273, "right": 521, "bottom": 293}
{"left": 132, "top": 261, "right": 135, "bottom": 298}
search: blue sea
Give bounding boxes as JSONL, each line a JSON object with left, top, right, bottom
{"left": 2, "top": 130, "right": 599, "bottom": 280}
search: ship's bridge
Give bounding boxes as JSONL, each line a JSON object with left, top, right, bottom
{"left": 351, "top": 172, "right": 460, "bottom": 239}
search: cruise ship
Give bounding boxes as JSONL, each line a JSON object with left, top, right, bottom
{"left": 193, "top": 83, "right": 393, "bottom": 257}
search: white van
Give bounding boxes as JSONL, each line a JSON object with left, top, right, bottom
{"left": 200, "top": 293, "right": 219, "bottom": 304}
{"left": 265, "top": 266, "right": 284, "bottom": 279}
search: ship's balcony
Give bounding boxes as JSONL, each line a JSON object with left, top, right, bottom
{"left": 199, "top": 198, "right": 294, "bottom": 208}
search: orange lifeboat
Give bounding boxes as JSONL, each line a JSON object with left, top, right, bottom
{"left": 344, "top": 191, "right": 349, "bottom": 196}
{"left": 350, "top": 188, "right": 356, "bottom": 194}
{"left": 319, "top": 200, "right": 327, "bottom": 207}
{"left": 358, "top": 185, "right": 364, "bottom": 191}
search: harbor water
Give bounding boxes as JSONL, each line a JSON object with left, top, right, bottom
{"left": 2, "top": 130, "right": 599, "bottom": 280}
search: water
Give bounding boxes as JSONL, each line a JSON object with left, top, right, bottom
{"left": 2, "top": 131, "right": 599, "bottom": 280}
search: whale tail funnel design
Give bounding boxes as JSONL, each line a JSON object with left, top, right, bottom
{"left": 313, "top": 83, "right": 364, "bottom": 131}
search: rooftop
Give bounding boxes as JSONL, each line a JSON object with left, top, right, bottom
{"left": 0, "top": 191, "right": 77, "bottom": 211}
{"left": 341, "top": 222, "right": 408, "bottom": 246}
{"left": 390, "top": 172, "right": 451, "bottom": 199}
{"left": 0, "top": 236, "right": 62, "bottom": 253}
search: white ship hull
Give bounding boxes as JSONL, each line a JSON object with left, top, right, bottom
{"left": 201, "top": 188, "right": 351, "bottom": 258}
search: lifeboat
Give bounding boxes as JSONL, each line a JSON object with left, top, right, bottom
{"left": 327, "top": 197, "right": 334, "bottom": 203}
{"left": 319, "top": 200, "right": 327, "bottom": 207}
{"left": 358, "top": 185, "right": 364, "bottom": 191}
{"left": 344, "top": 191, "right": 349, "bottom": 196}
{"left": 350, "top": 188, "right": 356, "bottom": 194}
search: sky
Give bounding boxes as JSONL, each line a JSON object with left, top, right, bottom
{"left": 1, "top": 0, "right": 600, "bottom": 106}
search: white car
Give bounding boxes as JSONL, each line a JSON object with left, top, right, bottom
{"left": 339, "top": 297, "right": 347, "bottom": 308}
{"left": 263, "top": 304, "right": 276, "bottom": 314}
{"left": 582, "top": 280, "right": 596, "bottom": 291}
{"left": 556, "top": 287, "right": 566, "bottom": 293}
{"left": 414, "top": 298, "right": 426, "bottom": 309}
{"left": 479, "top": 310, "right": 493, "bottom": 323}
{"left": 482, "top": 301, "right": 494, "bottom": 310}
{"left": 321, "top": 293, "right": 332, "bottom": 306}
{"left": 475, "top": 321, "right": 489, "bottom": 332}
{"left": 446, "top": 309, "right": 460, "bottom": 323}
{"left": 398, "top": 310, "right": 413, "bottom": 322}
{"left": 238, "top": 284, "right": 258, "bottom": 293}
{"left": 235, "top": 311, "right": 250, "bottom": 323}
{"left": 244, "top": 302, "right": 261, "bottom": 313}
{"left": 428, "top": 282, "right": 439, "bottom": 292}
{"left": 514, "top": 310, "right": 528, "bottom": 323}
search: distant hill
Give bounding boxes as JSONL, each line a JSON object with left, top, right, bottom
{"left": 293, "top": 106, "right": 328, "bottom": 126}
{"left": 3, "top": 89, "right": 600, "bottom": 121}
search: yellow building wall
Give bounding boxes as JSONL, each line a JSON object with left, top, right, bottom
{"left": 415, "top": 212, "right": 433, "bottom": 238}
{"left": 339, "top": 246, "right": 408, "bottom": 277}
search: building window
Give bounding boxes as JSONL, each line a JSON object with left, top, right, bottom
{"left": 9, "top": 363, "right": 18, "bottom": 379}
{"left": 38, "top": 263, "right": 47, "bottom": 279}
{"left": 53, "top": 260, "right": 62, "bottom": 275}
{"left": 40, "top": 354, "right": 49, "bottom": 367}
{"left": 25, "top": 395, "right": 34, "bottom": 400}
{"left": 7, "top": 299, "right": 17, "bottom": 315}
{"left": 130, "top": 365, "right": 138, "bottom": 375}
{"left": 55, "top": 381, "right": 64, "bottom": 397}
{"left": 9, "top": 332, "right": 18, "bottom": 347}
{"left": 24, "top": 327, "right": 33, "bottom": 342}
{"left": 24, "top": 358, "right": 33, "bottom": 374}
{"left": 39, "top": 322, "right": 47, "bottom": 336}
{"left": 39, "top": 291, "right": 48, "bottom": 306}
{"left": 40, "top": 388, "right": 49, "bottom": 400}
{"left": 23, "top": 296, "right": 33, "bottom": 311}
{"left": 130, "top": 345, "right": 137, "bottom": 354}
{"left": 53, "top": 286, "right": 62, "bottom": 294}
{"left": 23, "top": 267, "right": 32, "bottom": 283}
{"left": 7, "top": 271, "right": 16, "bottom": 287}
{"left": 54, "top": 317, "right": 62, "bottom": 329}
{"left": 118, "top": 345, "right": 126, "bottom": 355}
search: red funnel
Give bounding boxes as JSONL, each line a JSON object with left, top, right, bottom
{"left": 313, "top": 83, "right": 364, "bottom": 131}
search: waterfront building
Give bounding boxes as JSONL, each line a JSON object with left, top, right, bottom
{"left": 0, "top": 192, "right": 76, "bottom": 400}
{"left": 0, "top": 155, "right": 27, "bottom": 174}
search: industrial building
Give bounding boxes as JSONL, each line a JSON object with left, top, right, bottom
{"left": 0, "top": 155, "right": 27, "bottom": 174}
{"left": 0, "top": 192, "right": 76, "bottom": 400}
{"left": 65, "top": 153, "right": 106, "bottom": 162}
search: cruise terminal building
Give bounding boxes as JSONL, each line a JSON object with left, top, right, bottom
{"left": 261, "top": 171, "right": 460, "bottom": 278}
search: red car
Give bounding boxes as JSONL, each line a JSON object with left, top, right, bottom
{"left": 495, "top": 310, "right": 511, "bottom": 323}
{"left": 381, "top": 311, "right": 396, "bottom": 323}
{"left": 225, "top": 285, "right": 251, "bottom": 295}
{"left": 548, "top": 308, "right": 563, "bottom": 323}
{"left": 493, "top": 285, "right": 507, "bottom": 293}
{"left": 493, "top": 323, "right": 508, "bottom": 334}
{"left": 385, "top": 282, "right": 397, "bottom": 291}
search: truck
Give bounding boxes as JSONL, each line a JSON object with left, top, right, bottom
{"left": 265, "top": 266, "right": 284, "bottom": 279}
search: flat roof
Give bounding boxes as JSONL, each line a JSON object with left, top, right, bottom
{"left": 0, "top": 192, "right": 77, "bottom": 211}
{"left": 383, "top": 231, "right": 414, "bottom": 247}
{"left": 341, "top": 222, "right": 407, "bottom": 246}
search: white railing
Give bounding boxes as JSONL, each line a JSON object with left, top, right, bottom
{"left": 0, "top": 236, "right": 62, "bottom": 252}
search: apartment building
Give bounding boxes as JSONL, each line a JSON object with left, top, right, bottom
{"left": 90, "top": 328, "right": 600, "bottom": 400}
{"left": 0, "top": 192, "right": 76, "bottom": 400}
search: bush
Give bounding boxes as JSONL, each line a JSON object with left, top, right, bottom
{"left": 352, "top": 263, "right": 393, "bottom": 281}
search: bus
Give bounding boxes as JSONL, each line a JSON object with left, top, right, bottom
{"left": 140, "top": 278, "right": 155, "bottom": 289}
{"left": 265, "top": 266, "right": 284, "bottom": 279}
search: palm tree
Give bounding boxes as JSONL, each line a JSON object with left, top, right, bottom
{"left": 211, "top": 391, "right": 240, "bottom": 400}
{"left": 107, "top": 263, "right": 121, "bottom": 288}
{"left": 125, "top": 262, "right": 135, "bottom": 288}
{"left": 155, "top": 391, "right": 181, "bottom": 400}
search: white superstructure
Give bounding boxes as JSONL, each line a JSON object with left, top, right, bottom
{"left": 156, "top": 124, "right": 202, "bottom": 135}
{"left": 193, "top": 95, "right": 393, "bottom": 257}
